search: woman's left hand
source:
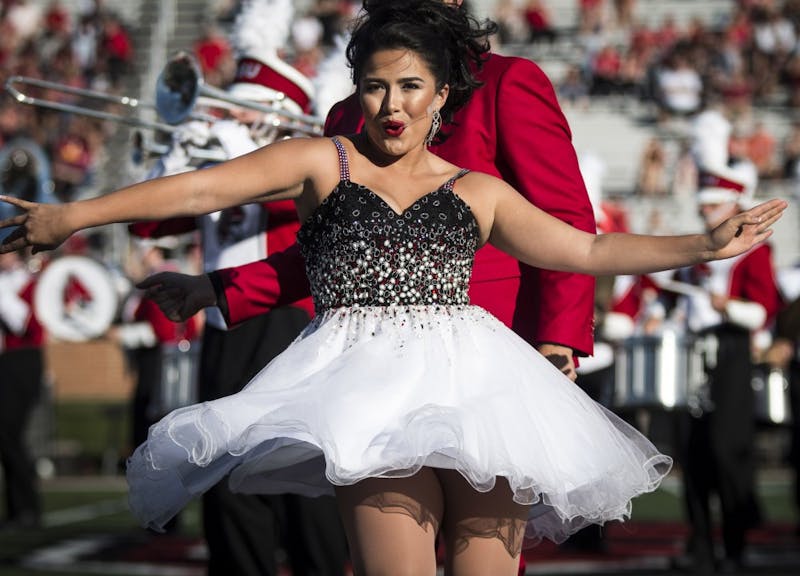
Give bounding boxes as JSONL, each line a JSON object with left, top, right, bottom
{"left": 707, "top": 198, "right": 787, "bottom": 260}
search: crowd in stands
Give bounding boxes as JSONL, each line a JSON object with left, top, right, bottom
{"left": 493, "top": 0, "right": 800, "bottom": 199}
{"left": 0, "top": 0, "right": 134, "bottom": 203}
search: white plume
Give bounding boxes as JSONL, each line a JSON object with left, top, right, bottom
{"left": 232, "top": 0, "right": 295, "bottom": 59}
{"left": 313, "top": 34, "right": 355, "bottom": 118}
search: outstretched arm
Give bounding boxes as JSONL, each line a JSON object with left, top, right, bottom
{"left": 483, "top": 175, "right": 787, "bottom": 276}
{"left": 0, "top": 138, "right": 331, "bottom": 253}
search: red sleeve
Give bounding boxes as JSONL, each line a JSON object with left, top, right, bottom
{"left": 611, "top": 275, "right": 660, "bottom": 320}
{"left": 323, "top": 94, "right": 364, "bottom": 136}
{"left": 218, "top": 243, "right": 313, "bottom": 327}
{"left": 128, "top": 218, "right": 198, "bottom": 239}
{"left": 134, "top": 298, "right": 180, "bottom": 343}
{"left": 497, "top": 59, "right": 596, "bottom": 356}
{"left": 733, "top": 244, "right": 782, "bottom": 324}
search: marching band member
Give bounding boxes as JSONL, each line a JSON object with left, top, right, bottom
{"left": 0, "top": 248, "right": 44, "bottom": 530}
{"left": 111, "top": 239, "right": 201, "bottom": 448}
{"left": 765, "top": 265, "right": 800, "bottom": 537}
{"left": 130, "top": 1, "right": 347, "bottom": 574}
{"left": 675, "top": 131, "right": 782, "bottom": 571}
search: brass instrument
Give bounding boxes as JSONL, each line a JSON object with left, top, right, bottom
{"left": 5, "top": 52, "right": 324, "bottom": 145}
{"left": 156, "top": 51, "right": 323, "bottom": 136}
{"left": 5, "top": 75, "right": 179, "bottom": 134}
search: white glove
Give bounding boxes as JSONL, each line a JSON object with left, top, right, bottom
{"left": 210, "top": 120, "right": 260, "bottom": 159}
{"left": 172, "top": 120, "right": 212, "bottom": 148}
{"left": 0, "top": 282, "right": 30, "bottom": 335}
{"left": 158, "top": 143, "right": 193, "bottom": 177}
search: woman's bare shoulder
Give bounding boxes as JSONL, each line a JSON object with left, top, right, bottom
{"left": 458, "top": 170, "right": 514, "bottom": 195}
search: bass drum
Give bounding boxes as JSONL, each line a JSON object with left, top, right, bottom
{"left": 613, "top": 331, "right": 705, "bottom": 411}
{"left": 34, "top": 256, "right": 118, "bottom": 342}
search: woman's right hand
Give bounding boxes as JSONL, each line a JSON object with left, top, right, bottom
{"left": 0, "top": 196, "right": 73, "bottom": 253}
{"left": 137, "top": 272, "right": 216, "bottom": 322}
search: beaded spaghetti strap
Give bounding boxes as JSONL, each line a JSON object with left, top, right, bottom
{"left": 332, "top": 137, "right": 351, "bottom": 182}
{"left": 443, "top": 168, "right": 470, "bottom": 191}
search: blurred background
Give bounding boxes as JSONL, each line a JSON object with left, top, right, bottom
{"left": 1, "top": 0, "right": 800, "bottom": 574}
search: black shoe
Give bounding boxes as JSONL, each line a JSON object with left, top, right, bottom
{"left": 717, "top": 556, "right": 744, "bottom": 574}
{"left": 0, "top": 512, "right": 41, "bottom": 532}
{"left": 670, "top": 553, "right": 716, "bottom": 574}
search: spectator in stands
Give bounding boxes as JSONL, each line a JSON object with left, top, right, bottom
{"left": 523, "top": 0, "right": 557, "bottom": 47}
{"left": 636, "top": 137, "right": 668, "bottom": 196}
{"left": 655, "top": 46, "right": 703, "bottom": 121}
{"left": 291, "top": 13, "right": 325, "bottom": 79}
{"left": 750, "top": 4, "right": 796, "bottom": 102}
{"left": 746, "top": 120, "right": 779, "bottom": 179}
{"left": 50, "top": 116, "right": 98, "bottom": 202}
{"left": 654, "top": 13, "right": 682, "bottom": 52}
{"left": 493, "top": 0, "right": 528, "bottom": 45}
{"left": 612, "top": 0, "right": 635, "bottom": 30}
{"left": 5, "top": 0, "right": 43, "bottom": 43}
{"left": 99, "top": 15, "right": 132, "bottom": 88}
{"left": 194, "top": 24, "right": 234, "bottom": 89}
{"left": 578, "top": 0, "right": 606, "bottom": 36}
{"left": 671, "top": 138, "right": 699, "bottom": 198}
{"left": 71, "top": 14, "right": 99, "bottom": 84}
{"left": 44, "top": 1, "right": 70, "bottom": 36}
{"left": 589, "top": 43, "right": 622, "bottom": 96}
{"left": 718, "top": 67, "right": 754, "bottom": 120}
{"left": 557, "top": 64, "right": 590, "bottom": 108}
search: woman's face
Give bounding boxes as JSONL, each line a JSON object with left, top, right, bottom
{"left": 358, "top": 48, "right": 448, "bottom": 157}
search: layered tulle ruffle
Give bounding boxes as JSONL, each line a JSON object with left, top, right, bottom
{"left": 127, "top": 305, "right": 672, "bottom": 544}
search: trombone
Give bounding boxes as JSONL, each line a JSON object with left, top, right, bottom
{"left": 5, "top": 52, "right": 325, "bottom": 143}
{"left": 5, "top": 75, "right": 180, "bottom": 134}
{"left": 6, "top": 75, "right": 229, "bottom": 162}
{"left": 156, "top": 51, "right": 324, "bottom": 136}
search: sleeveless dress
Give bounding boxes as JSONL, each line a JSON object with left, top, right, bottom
{"left": 126, "top": 137, "right": 672, "bottom": 545}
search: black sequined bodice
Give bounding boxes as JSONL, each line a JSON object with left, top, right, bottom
{"left": 297, "top": 138, "right": 478, "bottom": 312}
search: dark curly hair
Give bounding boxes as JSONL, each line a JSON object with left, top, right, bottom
{"left": 346, "top": 0, "right": 497, "bottom": 126}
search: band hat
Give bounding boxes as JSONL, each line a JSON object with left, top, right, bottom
{"left": 227, "top": 54, "right": 314, "bottom": 114}
{"left": 696, "top": 160, "right": 758, "bottom": 208}
{"left": 228, "top": 0, "right": 315, "bottom": 115}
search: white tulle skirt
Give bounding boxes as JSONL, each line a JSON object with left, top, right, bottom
{"left": 126, "top": 305, "right": 672, "bottom": 544}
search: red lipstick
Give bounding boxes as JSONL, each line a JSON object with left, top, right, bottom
{"left": 383, "top": 120, "right": 405, "bottom": 137}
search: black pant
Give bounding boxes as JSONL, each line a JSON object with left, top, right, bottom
{"left": 788, "top": 360, "right": 800, "bottom": 522}
{"left": 200, "top": 308, "right": 348, "bottom": 576}
{"left": 678, "top": 327, "right": 759, "bottom": 566}
{"left": 0, "top": 347, "right": 43, "bottom": 522}
{"left": 131, "top": 346, "right": 163, "bottom": 448}
{"left": 562, "top": 364, "right": 615, "bottom": 551}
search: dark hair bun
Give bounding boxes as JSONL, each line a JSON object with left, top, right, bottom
{"left": 347, "top": 0, "right": 497, "bottom": 127}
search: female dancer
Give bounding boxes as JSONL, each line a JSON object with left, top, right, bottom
{"left": 0, "top": 2, "right": 786, "bottom": 574}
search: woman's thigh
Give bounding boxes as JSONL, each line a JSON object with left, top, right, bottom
{"left": 435, "top": 469, "right": 529, "bottom": 576}
{"left": 335, "top": 467, "right": 444, "bottom": 576}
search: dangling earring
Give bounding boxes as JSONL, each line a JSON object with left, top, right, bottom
{"left": 425, "top": 109, "right": 442, "bottom": 146}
